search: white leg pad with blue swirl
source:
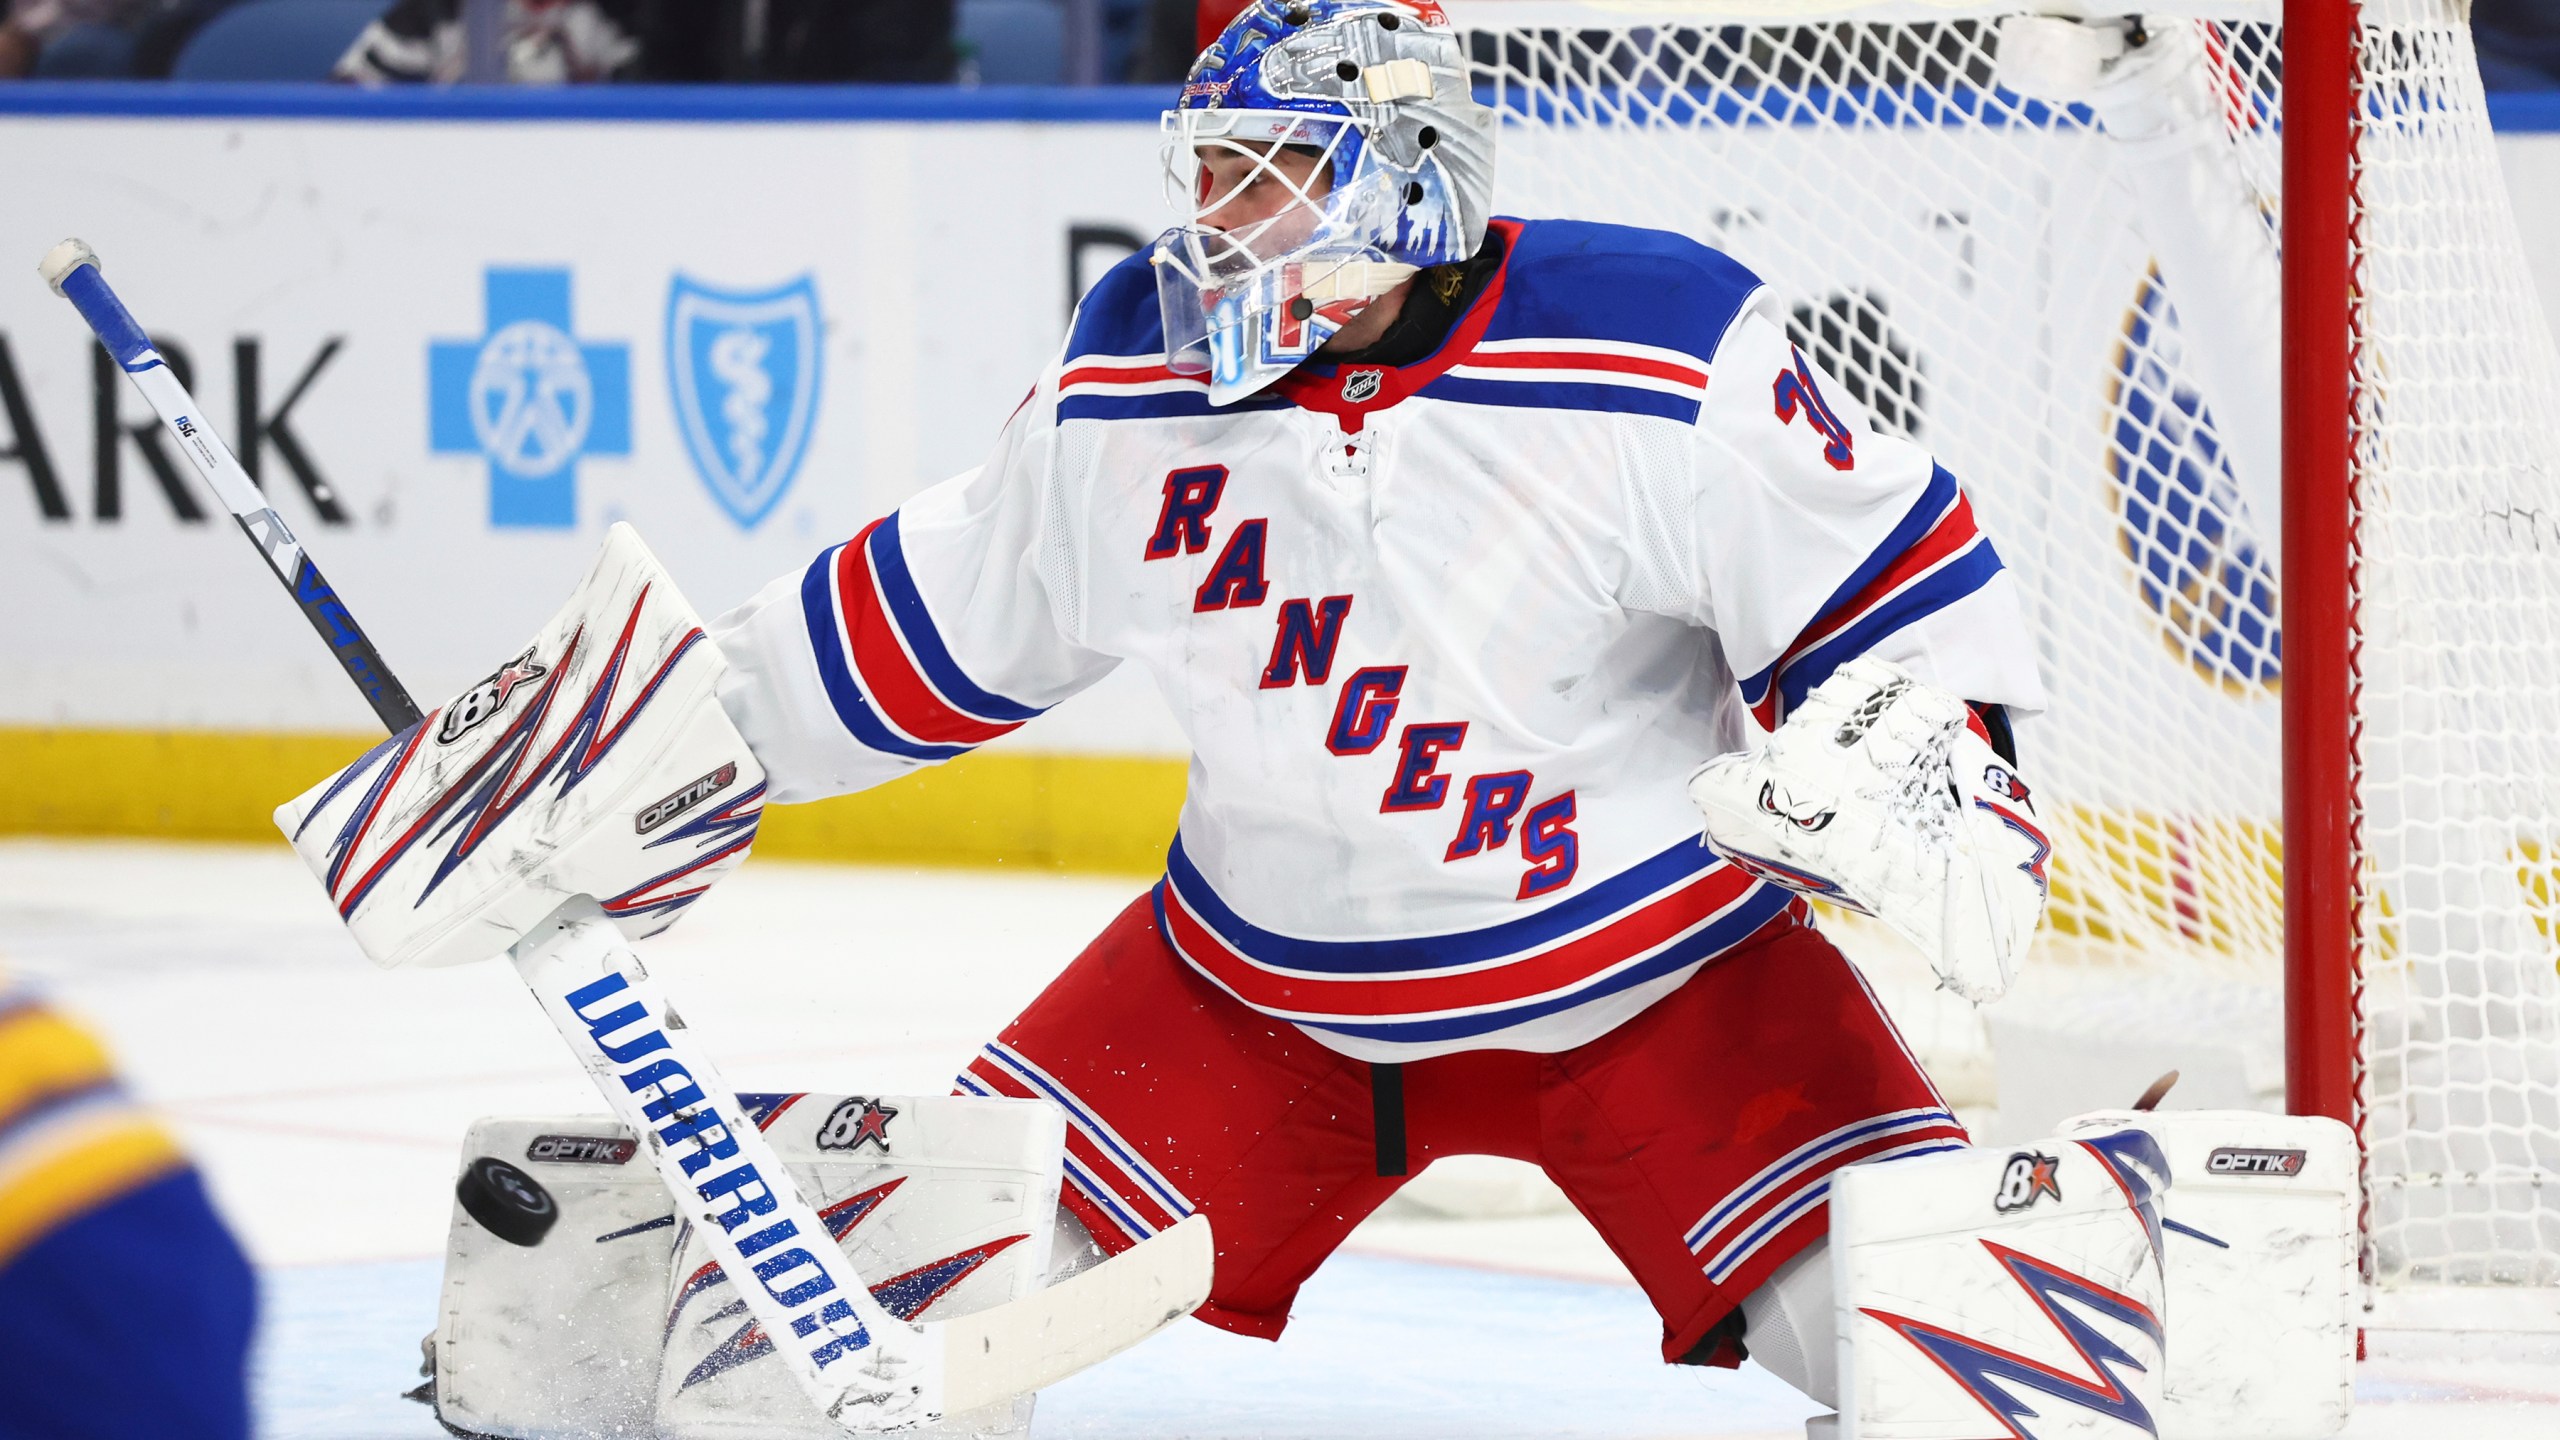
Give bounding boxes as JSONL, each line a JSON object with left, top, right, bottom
{"left": 1831, "top": 1112, "right": 2354, "bottom": 1440}
{"left": 429, "top": 1094, "right": 1063, "bottom": 1440}
{"left": 2059, "top": 1110, "right": 2359, "bottom": 1440}
{"left": 1833, "top": 1128, "right": 2170, "bottom": 1439}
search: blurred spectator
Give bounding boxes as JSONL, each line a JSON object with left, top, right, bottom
{"left": 1127, "top": 0, "right": 1198, "bottom": 83}
{"left": 0, "top": 0, "right": 238, "bottom": 77}
{"left": 626, "top": 0, "right": 953, "bottom": 84}
{"left": 2477, "top": 0, "right": 2560, "bottom": 90}
{"left": 0, "top": 969, "right": 255, "bottom": 1439}
{"left": 331, "top": 0, "right": 953, "bottom": 85}
{"left": 126, "top": 0, "right": 233, "bottom": 75}
{"left": 0, "top": 0, "right": 144, "bottom": 76}
{"left": 333, "top": 0, "right": 641, "bottom": 84}
{"left": 1097, "top": 0, "right": 1146, "bottom": 81}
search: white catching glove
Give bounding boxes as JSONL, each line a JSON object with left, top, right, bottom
{"left": 1686, "top": 657, "right": 2049, "bottom": 1003}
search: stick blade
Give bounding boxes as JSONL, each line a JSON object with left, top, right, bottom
{"left": 932, "top": 1213, "right": 1214, "bottom": 1418}
{"left": 2132, "top": 1069, "right": 2180, "bottom": 1112}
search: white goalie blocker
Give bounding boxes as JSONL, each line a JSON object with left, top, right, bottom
{"left": 427, "top": 1093, "right": 1065, "bottom": 1440}
{"left": 1832, "top": 1110, "right": 2357, "bottom": 1440}
{"left": 273, "top": 521, "right": 764, "bottom": 971}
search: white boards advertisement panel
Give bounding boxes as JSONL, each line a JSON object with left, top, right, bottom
{"left": 0, "top": 99, "right": 1179, "bottom": 752}
{"left": 9, "top": 94, "right": 2560, "bottom": 773}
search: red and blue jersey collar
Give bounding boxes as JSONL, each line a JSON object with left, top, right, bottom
{"left": 1271, "top": 217, "right": 1521, "bottom": 433}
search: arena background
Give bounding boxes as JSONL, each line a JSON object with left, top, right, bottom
{"left": 11, "top": 54, "right": 2560, "bottom": 1440}
{"left": 6, "top": 85, "right": 2560, "bottom": 879}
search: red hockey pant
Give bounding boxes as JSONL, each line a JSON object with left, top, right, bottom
{"left": 960, "top": 893, "right": 1963, "bottom": 1363}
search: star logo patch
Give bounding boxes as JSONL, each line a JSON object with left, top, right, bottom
{"left": 435, "top": 647, "right": 551, "bottom": 745}
{"left": 1994, "top": 1150, "right": 2064, "bottom": 1213}
{"left": 490, "top": 649, "right": 548, "bottom": 706}
{"left": 816, "top": 1095, "right": 899, "bottom": 1153}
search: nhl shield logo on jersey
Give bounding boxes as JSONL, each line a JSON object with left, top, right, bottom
{"left": 1341, "top": 368, "right": 1385, "bottom": 403}
{"left": 666, "top": 273, "right": 823, "bottom": 531}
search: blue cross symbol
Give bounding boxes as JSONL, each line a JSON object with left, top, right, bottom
{"left": 430, "top": 268, "right": 630, "bottom": 529}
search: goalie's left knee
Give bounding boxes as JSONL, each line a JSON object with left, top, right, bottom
{"left": 1739, "top": 1238, "right": 1839, "bottom": 1408}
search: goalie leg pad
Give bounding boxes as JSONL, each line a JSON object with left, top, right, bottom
{"left": 2060, "top": 1110, "right": 2357, "bottom": 1440}
{"left": 429, "top": 1093, "right": 1063, "bottom": 1440}
{"left": 1833, "top": 1131, "right": 2170, "bottom": 1440}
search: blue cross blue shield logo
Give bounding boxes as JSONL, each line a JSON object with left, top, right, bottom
{"left": 666, "top": 274, "right": 823, "bottom": 531}
{"left": 429, "top": 268, "right": 630, "bottom": 529}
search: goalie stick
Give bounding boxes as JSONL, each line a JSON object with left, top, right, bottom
{"left": 42, "top": 242, "right": 419, "bottom": 734}
{"left": 38, "top": 238, "right": 1211, "bottom": 1431}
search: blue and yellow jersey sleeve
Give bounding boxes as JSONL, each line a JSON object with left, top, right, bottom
{"left": 0, "top": 983, "right": 191, "bottom": 1268}
{"left": 0, "top": 971, "right": 253, "bottom": 1440}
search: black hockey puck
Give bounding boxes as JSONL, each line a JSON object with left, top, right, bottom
{"left": 456, "top": 1157, "right": 558, "bottom": 1247}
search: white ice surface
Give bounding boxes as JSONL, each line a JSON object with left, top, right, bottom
{"left": 1, "top": 839, "right": 2554, "bottom": 1438}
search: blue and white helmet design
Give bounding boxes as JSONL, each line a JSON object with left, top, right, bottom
{"left": 1154, "top": 0, "right": 1496, "bottom": 404}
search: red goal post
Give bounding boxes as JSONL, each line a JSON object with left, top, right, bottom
{"left": 2279, "top": 0, "right": 2357, "bottom": 1139}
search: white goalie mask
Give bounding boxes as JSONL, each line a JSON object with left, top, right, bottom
{"left": 1153, "top": 0, "right": 1496, "bottom": 405}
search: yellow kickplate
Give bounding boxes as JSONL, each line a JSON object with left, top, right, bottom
{"left": 0, "top": 728, "right": 1184, "bottom": 878}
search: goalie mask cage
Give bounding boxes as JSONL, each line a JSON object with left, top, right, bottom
{"left": 1441, "top": 0, "right": 2560, "bottom": 1320}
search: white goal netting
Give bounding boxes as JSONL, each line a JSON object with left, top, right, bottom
{"left": 1449, "top": 0, "right": 2560, "bottom": 1295}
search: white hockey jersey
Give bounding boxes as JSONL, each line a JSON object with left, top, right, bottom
{"left": 711, "top": 219, "right": 2044, "bottom": 1062}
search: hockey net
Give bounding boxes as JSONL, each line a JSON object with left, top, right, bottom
{"left": 1444, "top": 0, "right": 2560, "bottom": 1305}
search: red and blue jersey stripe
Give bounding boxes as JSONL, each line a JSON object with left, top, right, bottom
{"left": 958, "top": 1041, "right": 1197, "bottom": 1246}
{"left": 1739, "top": 463, "right": 2005, "bottom": 729}
{"left": 1685, "top": 1105, "right": 1969, "bottom": 1285}
{"left": 1424, "top": 336, "right": 1713, "bottom": 424}
{"left": 798, "top": 511, "right": 1049, "bottom": 763}
{"left": 1054, "top": 252, "right": 1287, "bottom": 423}
{"left": 1152, "top": 835, "right": 1801, "bottom": 1049}
{"left": 1060, "top": 219, "right": 1750, "bottom": 427}
{"left": 1055, "top": 354, "right": 1294, "bottom": 424}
